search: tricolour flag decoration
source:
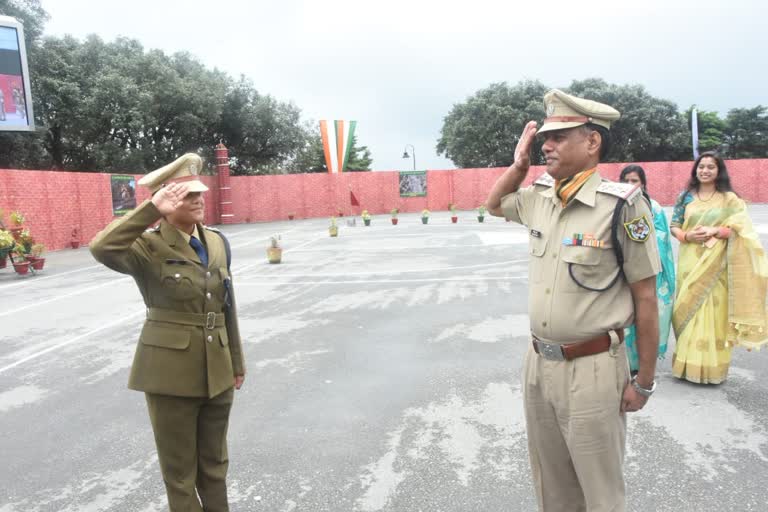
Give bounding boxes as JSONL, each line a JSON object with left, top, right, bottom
{"left": 320, "top": 120, "right": 357, "bottom": 173}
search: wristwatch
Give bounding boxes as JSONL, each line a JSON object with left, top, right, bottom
{"left": 631, "top": 375, "right": 657, "bottom": 397}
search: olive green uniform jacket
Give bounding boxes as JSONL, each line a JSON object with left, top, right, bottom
{"left": 90, "top": 200, "right": 246, "bottom": 398}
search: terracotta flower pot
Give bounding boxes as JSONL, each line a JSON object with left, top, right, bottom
{"left": 30, "top": 257, "right": 45, "bottom": 270}
{"left": 13, "top": 261, "right": 30, "bottom": 275}
{"left": 71, "top": 240, "right": 81, "bottom": 249}
{"left": 451, "top": 216, "right": 458, "bottom": 223}
{"left": 267, "top": 247, "right": 282, "bottom": 264}
{"left": 391, "top": 218, "right": 398, "bottom": 225}
{"left": 288, "top": 215, "right": 295, "bottom": 220}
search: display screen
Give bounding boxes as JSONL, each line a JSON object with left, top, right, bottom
{"left": 0, "top": 23, "right": 33, "bottom": 130}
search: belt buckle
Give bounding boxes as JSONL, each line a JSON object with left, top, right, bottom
{"left": 537, "top": 340, "right": 565, "bottom": 361}
{"left": 206, "top": 312, "right": 216, "bottom": 330}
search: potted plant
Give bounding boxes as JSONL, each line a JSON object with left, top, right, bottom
{"left": 362, "top": 210, "right": 371, "bottom": 226}
{"left": 329, "top": 217, "right": 339, "bottom": 237}
{"left": 421, "top": 209, "right": 430, "bottom": 224}
{"left": 449, "top": 203, "right": 458, "bottom": 223}
{"left": 28, "top": 243, "right": 46, "bottom": 270}
{"left": 9, "top": 210, "right": 25, "bottom": 239}
{"left": 18, "top": 229, "right": 34, "bottom": 253}
{"left": 11, "top": 248, "right": 30, "bottom": 275}
{"left": 288, "top": 212, "right": 295, "bottom": 221}
{"left": 390, "top": 208, "right": 399, "bottom": 225}
{"left": 0, "top": 229, "right": 14, "bottom": 269}
{"left": 266, "top": 235, "right": 282, "bottom": 264}
{"left": 477, "top": 205, "right": 486, "bottom": 223}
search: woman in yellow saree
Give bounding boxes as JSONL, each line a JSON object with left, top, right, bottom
{"left": 670, "top": 152, "right": 768, "bottom": 384}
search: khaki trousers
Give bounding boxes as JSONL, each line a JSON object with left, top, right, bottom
{"left": 145, "top": 388, "right": 234, "bottom": 512}
{"left": 523, "top": 336, "right": 629, "bottom": 512}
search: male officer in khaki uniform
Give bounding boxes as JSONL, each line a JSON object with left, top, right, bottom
{"left": 486, "top": 90, "right": 660, "bottom": 512}
{"left": 90, "top": 154, "right": 246, "bottom": 512}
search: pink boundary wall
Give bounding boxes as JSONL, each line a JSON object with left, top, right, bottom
{"left": 2, "top": 159, "right": 768, "bottom": 251}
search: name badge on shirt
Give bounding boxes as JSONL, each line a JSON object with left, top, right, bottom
{"left": 530, "top": 229, "right": 542, "bottom": 238}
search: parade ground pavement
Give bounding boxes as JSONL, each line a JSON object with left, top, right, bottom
{"left": 2, "top": 207, "right": 768, "bottom": 512}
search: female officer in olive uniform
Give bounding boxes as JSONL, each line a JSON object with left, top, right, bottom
{"left": 90, "top": 153, "right": 246, "bottom": 512}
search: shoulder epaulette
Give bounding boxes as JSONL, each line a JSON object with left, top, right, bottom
{"left": 144, "top": 225, "right": 161, "bottom": 233}
{"left": 596, "top": 180, "right": 642, "bottom": 204}
{"left": 204, "top": 226, "right": 231, "bottom": 270}
{"left": 534, "top": 173, "right": 555, "bottom": 188}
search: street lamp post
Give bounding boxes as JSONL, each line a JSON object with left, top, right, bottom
{"left": 401, "top": 144, "right": 416, "bottom": 171}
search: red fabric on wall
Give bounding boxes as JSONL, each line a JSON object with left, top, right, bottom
{"left": 2, "top": 159, "right": 767, "bottom": 251}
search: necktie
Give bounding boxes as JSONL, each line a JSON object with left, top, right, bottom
{"left": 189, "top": 236, "right": 208, "bottom": 267}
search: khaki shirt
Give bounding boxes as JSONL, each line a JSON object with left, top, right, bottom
{"left": 502, "top": 171, "right": 660, "bottom": 343}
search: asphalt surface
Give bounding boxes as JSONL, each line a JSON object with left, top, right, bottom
{"left": 1, "top": 209, "right": 767, "bottom": 512}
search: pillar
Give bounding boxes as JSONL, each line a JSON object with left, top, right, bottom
{"left": 216, "top": 143, "right": 235, "bottom": 224}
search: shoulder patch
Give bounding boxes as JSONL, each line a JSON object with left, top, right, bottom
{"left": 623, "top": 214, "right": 652, "bottom": 243}
{"left": 203, "top": 226, "right": 221, "bottom": 234}
{"left": 597, "top": 180, "right": 642, "bottom": 204}
{"left": 534, "top": 173, "right": 555, "bottom": 188}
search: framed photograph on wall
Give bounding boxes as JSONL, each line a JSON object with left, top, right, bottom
{"left": 399, "top": 170, "right": 427, "bottom": 197}
{"left": 111, "top": 175, "right": 137, "bottom": 216}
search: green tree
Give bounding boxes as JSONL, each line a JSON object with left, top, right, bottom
{"left": 437, "top": 78, "right": 694, "bottom": 167}
{"left": 724, "top": 106, "right": 768, "bottom": 158}
{"left": 344, "top": 134, "right": 372, "bottom": 172}
{"left": 437, "top": 80, "right": 548, "bottom": 167}
{"left": 217, "top": 77, "right": 308, "bottom": 175}
{"left": 4, "top": 34, "right": 309, "bottom": 173}
{"left": 0, "top": 0, "right": 48, "bottom": 45}
{"left": 565, "top": 78, "right": 690, "bottom": 162}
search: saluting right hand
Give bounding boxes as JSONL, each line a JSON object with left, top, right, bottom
{"left": 151, "top": 182, "right": 190, "bottom": 216}
{"left": 512, "top": 121, "right": 539, "bottom": 172}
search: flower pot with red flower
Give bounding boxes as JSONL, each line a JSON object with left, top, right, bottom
{"left": 390, "top": 208, "right": 399, "bottom": 225}
{"left": 449, "top": 203, "right": 458, "bottom": 223}
{"left": 28, "top": 243, "right": 46, "bottom": 270}
{"left": 11, "top": 251, "right": 30, "bottom": 275}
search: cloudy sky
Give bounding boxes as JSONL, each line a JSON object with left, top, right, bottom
{"left": 43, "top": 0, "right": 766, "bottom": 170}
